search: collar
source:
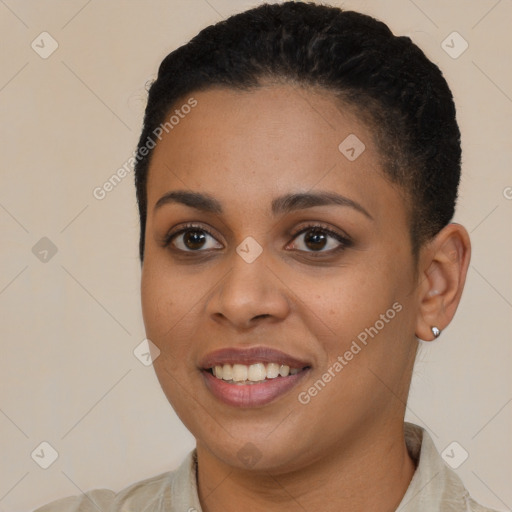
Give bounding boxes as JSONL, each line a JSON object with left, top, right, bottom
{"left": 396, "top": 422, "right": 473, "bottom": 511}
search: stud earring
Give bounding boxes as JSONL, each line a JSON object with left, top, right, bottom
{"left": 431, "top": 326, "right": 441, "bottom": 338}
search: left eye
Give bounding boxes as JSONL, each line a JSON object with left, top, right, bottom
{"left": 289, "top": 226, "right": 349, "bottom": 253}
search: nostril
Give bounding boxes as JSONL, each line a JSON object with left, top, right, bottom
{"left": 253, "top": 314, "right": 271, "bottom": 320}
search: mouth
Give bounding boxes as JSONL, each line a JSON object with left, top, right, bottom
{"left": 199, "top": 347, "right": 311, "bottom": 407}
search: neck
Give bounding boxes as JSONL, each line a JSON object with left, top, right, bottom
{"left": 196, "top": 422, "right": 416, "bottom": 512}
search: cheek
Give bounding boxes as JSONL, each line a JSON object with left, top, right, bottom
{"left": 140, "top": 257, "right": 213, "bottom": 367}
{"left": 141, "top": 265, "right": 168, "bottom": 340}
{"left": 141, "top": 260, "right": 186, "bottom": 350}
{"left": 293, "top": 263, "right": 398, "bottom": 338}
{"left": 292, "top": 254, "right": 415, "bottom": 386}
{"left": 140, "top": 260, "right": 216, "bottom": 434}
{"left": 294, "top": 274, "right": 414, "bottom": 425}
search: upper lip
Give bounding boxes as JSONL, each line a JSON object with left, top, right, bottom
{"left": 199, "top": 346, "right": 311, "bottom": 370}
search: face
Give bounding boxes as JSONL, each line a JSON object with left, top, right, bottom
{"left": 141, "top": 84, "right": 420, "bottom": 473}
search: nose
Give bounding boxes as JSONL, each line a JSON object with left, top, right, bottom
{"left": 206, "top": 251, "right": 291, "bottom": 330}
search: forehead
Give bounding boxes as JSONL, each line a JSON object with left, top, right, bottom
{"left": 145, "top": 85, "right": 400, "bottom": 221}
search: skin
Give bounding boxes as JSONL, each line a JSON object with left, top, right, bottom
{"left": 140, "top": 84, "right": 471, "bottom": 512}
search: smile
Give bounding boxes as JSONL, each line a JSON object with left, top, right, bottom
{"left": 200, "top": 347, "right": 311, "bottom": 407}
{"left": 209, "top": 362, "right": 305, "bottom": 384}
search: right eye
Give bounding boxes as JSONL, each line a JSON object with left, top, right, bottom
{"left": 164, "top": 224, "right": 223, "bottom": 252}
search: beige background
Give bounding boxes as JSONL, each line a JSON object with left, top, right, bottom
{"left": 0, "top": 1, "right": 510, "bottom": 510}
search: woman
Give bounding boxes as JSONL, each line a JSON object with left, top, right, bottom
{"left": 36, "top": 2, "right": 498, "bottom": 511}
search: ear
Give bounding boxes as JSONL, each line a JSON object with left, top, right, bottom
{"left": 415, "top": 223, "right": 471, "bottom": 341}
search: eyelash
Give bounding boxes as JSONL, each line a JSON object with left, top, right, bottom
{"left": 163, "top": 222, "right": 352, "bottom": 257}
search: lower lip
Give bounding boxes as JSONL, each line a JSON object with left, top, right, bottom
{"left": 202, "top": 369, "right": 310, "bottom": 407}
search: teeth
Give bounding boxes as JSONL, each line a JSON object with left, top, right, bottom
{"left": 266, "top": 363, "right": 280, "bottom": 379}
{"left": 232, "top": 364, "right": 248, "bottom": 382}
{"left": 222, "top": 364, "right": 232, "bottom": 381}
{"left": 210, "top": 362, "right": 302, "bottom": 382}
{"left": 248, "top": 363, "right": 266, "bottom": 382}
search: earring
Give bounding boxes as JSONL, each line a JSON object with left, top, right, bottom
{"left": 431, "top": 326, "right": 441, "bottom": 338}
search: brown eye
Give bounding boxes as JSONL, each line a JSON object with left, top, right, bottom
{"left": 183, "top": 230, "right": 207, "bottom": 250}
{"left": 303, "top": 229, "right": 329, "bottom": 251}
{"left": 165, "top": 225, "right": 223, "bottom": 252}
{"left": 289, "top": 225, "right": 351, "bottom": 253}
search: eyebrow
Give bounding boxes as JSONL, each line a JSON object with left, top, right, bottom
{"left": 154, "top": 190, "right": 373, "bottom": 220}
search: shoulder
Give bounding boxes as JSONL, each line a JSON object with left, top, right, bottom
{"left": 32, "top": 469, "right": 175, "bottom": 512}
{"left": 31, "top": 449, "right": 205, "bottom": 512}
{"left": 400, "top": 423, "right": 501, "bottom": 512}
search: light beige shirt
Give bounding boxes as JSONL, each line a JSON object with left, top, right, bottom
{"left": 34, "top": 423, "right": 498, "bottom": 512}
